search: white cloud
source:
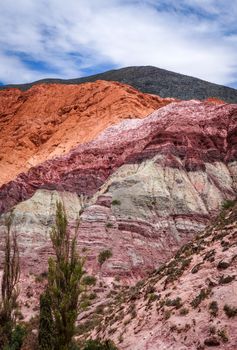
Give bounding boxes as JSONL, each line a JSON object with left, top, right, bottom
{"left": 0, "top": 0, "right": 237, "bottom": 86}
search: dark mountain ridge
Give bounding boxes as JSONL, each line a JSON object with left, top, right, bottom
{"left": 1, "top": 65, "right": 237, "bottom": 103}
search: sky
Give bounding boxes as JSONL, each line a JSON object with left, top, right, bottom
{"left": 0, "top": 0, "right": 237, "bottom": 88}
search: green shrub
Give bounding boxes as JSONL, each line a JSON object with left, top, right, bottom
{"left": 88, "top": 292, "right": 97, "bottom": 300}
{"left": 217, "top": 329, "right": 228, "bottom": 343}
{"left": 111, "top": 200, "right": 121, "bottom": 206}
{"left": 98, "top": 249, "right": 112, "bottom": 266}
{"left": 219, "top": 275, "right": 235, "bottom": 284}
{"left": 165, "top": 297, "right": 182, "bottom": 309}
{"left": 222, "top": 200, "right": 235, "bottom": 210}
{"left": 164, "top": 309, "right": 171, "bottom": 320}
{"left": 204, "top": 337, "right": 220, "bottom": 346}
{"left": 179, "top": 307, "right": 189, "bottom": 316}
{"left": 191, "top": 288, "right": 211, "bottom": 308}
{"left": 223, "top": 304, "right": 237, "bottom": 318}
{"left": 209, "top": 301, "right": 218, "bottom": 317}
{"left": 217, "top": 260, "right": 230, "bottom": 270}
{"left": 84, "top": 338, "right": 117, "bottom": 348}
{"left": 7, "top": 325, "right": 26, "bottom": 350}
{"left": 148, "top": 293, "right": 159, "bottom": 303}
{"left": 82, "top": 275, "right": 97, "bottom": 286}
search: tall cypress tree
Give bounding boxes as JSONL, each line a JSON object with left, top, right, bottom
{"left": 38, "top": 290, "right": 54, "bottom": 350}
{"left": 47, "top": 201, "right": 84, "bottom": 350}
{"left": 0, "top": 214, "right": 20, "bottom": 349}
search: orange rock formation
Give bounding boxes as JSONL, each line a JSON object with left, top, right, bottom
{"left": 0, "top": 80, "right": 172, "bottom": 185}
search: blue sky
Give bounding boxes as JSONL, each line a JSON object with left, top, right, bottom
{"left": 0, "top": 0, "right": 237, "bottom": 87}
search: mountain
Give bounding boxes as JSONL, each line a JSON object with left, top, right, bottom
{"left": 1, "top": 66, "right": 237, "bottom": 103}
{"left": 0, "top": 73, "right": 237, "bottom": 349}
{"left": 0, "top": 100, "right": 236, "bottom": 289}
{"left": 0, "top": 80, "right": 172, "bottom": 185}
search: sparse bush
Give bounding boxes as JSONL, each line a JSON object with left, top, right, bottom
{"left": 217, "top": 329, "right": 228, "bottom": 343}
{"left": 222, "top": 199, "right": 235, "bottom": 210}
{"left": 179, "top": 307, "right": 189, "bottom": 316}
{"left": 98, "top": 249, "right": 112, "bottom": 266}
{"left": 164, "top": 309, "right": 171, "bottom": 320}
{"left": 80, "top": 299, "right": 91, "bottom": 310}
{"left": 77, "top": 317, "right": 101, "bottom": 336}
{"left": 106, "top": 222, "right": 113, "bottom": 228}
{"left": 223, "top": 304, "right": 237, "bottom": 318}
{"left": 219, "top": 275, "right": 235, "bottom": 284}
{"left": 148, "top": 293, "right": 159, "bottom": 303}
{"left": 204, "top": 337, "right": 220, "bottom": 346}
{"left": 111, "top": 200, "right": 121, "bottom": 206}
{"left": 209, "top": 301, "right": 218, "bottom": 317}
{"left": 88, "top": 292, "right": 97, "bottom": 300}
{"left": 83, "top": 339, "right": 118, "bottom": 350}
{"left": 95, "top": 304, "right": 104, "bottom": 314}
{"left": 35, "top": 271, "right": 48, "bottom": 283}
{"left": 82, "top": 275, "right": 97, "bottom": 286}
{"left": 191, "top": 288, "right": 211, "bottom": 309}
{"left": 165, "top": 297, "right": 182, "bottom": 309}
{"left": 191, "top": 263, "right": 203, "bottom": 274}
{"left": 217, "top": 260, "right": 230, "bottom": 270}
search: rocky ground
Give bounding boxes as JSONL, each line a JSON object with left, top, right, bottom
{"left": 80, "top": 199, "right": 237, "bottom": 349}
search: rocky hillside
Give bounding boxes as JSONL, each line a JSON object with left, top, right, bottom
{"left": 1, "top": 66, "right": 237, "bottom": 103}
{"left": 0, "top": 80, "right": 171, "bottom": 185}
{"left": 87, "top": 199, "right": 237, "bottom": 350}
{"left": 0, "top": 100, "right": 236, "bottom": 298}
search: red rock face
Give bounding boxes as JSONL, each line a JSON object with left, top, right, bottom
{"left": 1, "top": 100, "right": 237, "bottom": 214}
{"left": 0, "top": 80, "right": 171, "bottom": 186}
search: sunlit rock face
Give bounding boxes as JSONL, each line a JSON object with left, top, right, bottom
{"left": 0, "top": 80, "right": 171, "bottom": 185}
{"left": 0, "top": 100, "right": 236, "bottom": 284}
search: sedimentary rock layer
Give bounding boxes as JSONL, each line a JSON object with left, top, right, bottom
{"left": 1, "top": 100, "right": 237, "bottom": 214}
{"left": 0, "top": 100, "right": 236, "bottom": 284}
{"left": 0, "top": 80, "right": 171, "bottom": 185}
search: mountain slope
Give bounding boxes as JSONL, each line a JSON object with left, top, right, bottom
{"left": 0, "top": 100, "right": 236, "bottom": 285}
{"left": 89, "top": 200, "right": 237, "bottom": 350}
{"left": 1, "top": 66, "right": 237, "bottom": 103}
{"left": 0, "top": 80, "right": 171, "bottom": 185}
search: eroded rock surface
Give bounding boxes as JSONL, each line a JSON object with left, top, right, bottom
{"left": 1, "top": 100, "right": 237, "bottom": 213}
{"left": 90, "top": 201, "right": 237, "bottom": 350}
{"left": 0, "top": 80, "right": 170, "bottom": 185}
{"left": 0, "top": 101, "right": 236, "bottom": 286}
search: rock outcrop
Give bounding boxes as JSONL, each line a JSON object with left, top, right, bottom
{"left": 0, "top": 80, "right": 171, "bottom": 185}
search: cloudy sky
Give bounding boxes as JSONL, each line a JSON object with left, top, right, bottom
{"left": 1, "top": 0, "right": 237, "bottom": 87}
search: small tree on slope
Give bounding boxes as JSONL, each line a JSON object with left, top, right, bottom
{"left": 47, "top": 201, "right": 84, "bottom": 350}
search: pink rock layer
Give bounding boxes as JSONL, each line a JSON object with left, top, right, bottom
{"left": 0, "top": 100, "right": 237, "bottom": 214}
